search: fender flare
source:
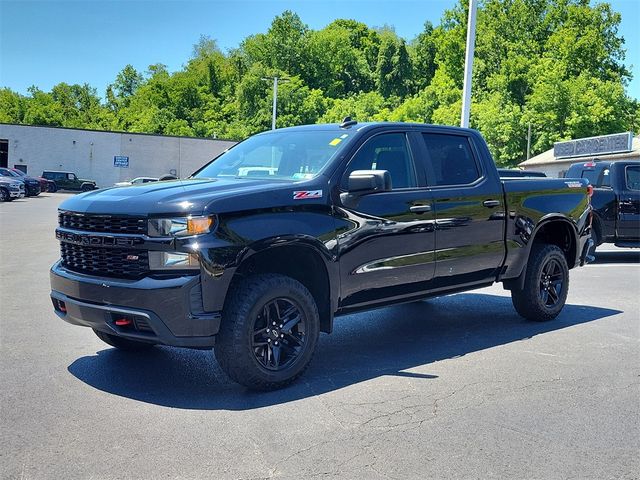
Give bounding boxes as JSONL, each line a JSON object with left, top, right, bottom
{"left": 504, "top": 214, "right": 579, "bottom": 291}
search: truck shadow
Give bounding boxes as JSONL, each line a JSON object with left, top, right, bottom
{"left": 67, "top": 293, "right": 621, "bottom": 410}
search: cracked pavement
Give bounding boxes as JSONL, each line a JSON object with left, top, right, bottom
{"left": 1, "top": 194, "right": 639, "bottom": 479}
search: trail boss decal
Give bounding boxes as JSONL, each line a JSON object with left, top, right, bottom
{"left": 564, "top": 181, "right": 582, "bottom": 188}
{"left": 293, "top": 190, "right": 323, "bottom": 200}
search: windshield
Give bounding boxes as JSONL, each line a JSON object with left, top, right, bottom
{"left": 194, "top": 130, "right": 353, "bottom": 181}
{"left": 0, "top": 168, "right": 20, "bottom": 177}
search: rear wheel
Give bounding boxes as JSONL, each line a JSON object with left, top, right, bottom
{"left": 93, "top": 329, "right": 155, "bottom": 351}
{"left": 215, "top": 274, "right": 320, "bottom": 390}
{"left": 511, "top": 244, "right": 569, "bottom": 322}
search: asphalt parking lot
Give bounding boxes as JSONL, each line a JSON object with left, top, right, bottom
{"left": 1, "top": 193, "right": 639, "bottom": 480}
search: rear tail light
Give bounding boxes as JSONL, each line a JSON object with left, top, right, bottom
{"left": 587, "top": 185, "right": 594, "bottom": 197}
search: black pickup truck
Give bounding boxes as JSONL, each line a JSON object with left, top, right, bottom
{"left": 50, "top": 121, "right": 593, "bottom": 389}
{"left": 565, "top": 160, "right": 640, "bottom": 251}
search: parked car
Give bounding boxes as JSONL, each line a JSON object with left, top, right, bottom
{"left": 42, "top": 170, "right": 97, "bottom": 191}
{"left": 498, "top": 168, "right": 547, "bottom": 178}
{"left": 50, "top": 121, "right": 592, "bottom": 390}
{"left": 0, "top": 167, "right": 41, "bottom": 196}
{"left": 0, "top": 176, "right": 25, "bottom": 201}
{"left": 565, "top": 160, "right": 639, "bottom": 251}
{"left": 114, "top": 177, "right": 158, "bottom": 187}
{"left": 10, "top": 168, "right": 52, "bottom": 192}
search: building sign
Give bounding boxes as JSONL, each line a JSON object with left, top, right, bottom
{"left": 554, "top": 132, "right": 633, "bottom": 159}
{"left": 114, "top": 155, "right": 129, "bottom": 168}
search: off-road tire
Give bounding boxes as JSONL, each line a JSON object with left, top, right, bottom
{"left": 511, "top": 244, "right": 569, "bottom": 322}
{"left": 93, "top": 329, "right": 155, "bottom": 351}
{"left": 215, "top": 274, "right": 320, "bottom": 390}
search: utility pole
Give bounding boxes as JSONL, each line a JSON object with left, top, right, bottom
{"left": 262, "top": 76, "right": 289, "bottom": 130}
{"left": 460, "top": 0, "right": 478, "bottom": 128}
{"left": 526, "top": 122, "right": 532, "bottom": 160}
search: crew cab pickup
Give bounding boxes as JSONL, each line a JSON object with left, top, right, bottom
{"left": 565, "top": 160, "right": 639, "bottom": 251}
{"left": 50, "top": 122, "right": 593, "bottom": 390}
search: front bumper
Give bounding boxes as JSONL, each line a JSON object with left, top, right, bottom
{"left": 50, "top": 261, "right": 221, "bottom": 347}
{"left": 9, "top": 189, "right": 24, "bottom": 198}
{"left": 25, "top": 183, "right": 41, "bottom": 196}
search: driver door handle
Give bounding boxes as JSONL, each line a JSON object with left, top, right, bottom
{"left": 483, "top": 200, "right": 501, "bottom": 208}
{"left": 410, "top": 204, "right": 432, "bottom": 213}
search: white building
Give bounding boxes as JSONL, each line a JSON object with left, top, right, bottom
{"left": 519, "top": 131, "right": 639, "bottom": 177}
{"left": 0, "top": 123, "right": 236, "bottom": 187}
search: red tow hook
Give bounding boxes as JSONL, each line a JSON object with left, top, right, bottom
{"left": 114, "top": 318, "right": 133, "bottom": 327}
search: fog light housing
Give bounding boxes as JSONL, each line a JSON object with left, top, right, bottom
{"left": 149, "top": 251, "right": 200, "bottom": 270}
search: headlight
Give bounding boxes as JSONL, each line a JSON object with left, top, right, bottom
{"left": 149, "top": 251, "right": 199, "bottom": 270}
{"left": 148, "top": 215, "right": 215, "bottom": 237}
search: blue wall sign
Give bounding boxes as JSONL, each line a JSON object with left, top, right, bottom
{"left": 114, "top": 156, "right": 129, "bottom": 168}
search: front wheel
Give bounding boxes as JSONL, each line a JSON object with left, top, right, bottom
{"left": 215, "top": 274, "right": 320, "bottom": 390}
{"left": 93, "top": 329, "right": 155, "bottom": 351}
{"left": 0, "top": 188, "right": 9, "bottom": 202}
{"left": 511, "top": 244, "right": 569, "bottom": 322}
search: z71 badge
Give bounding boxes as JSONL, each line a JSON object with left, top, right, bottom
{"left": 293, "top": 190, "right": 323, "bottom": 200}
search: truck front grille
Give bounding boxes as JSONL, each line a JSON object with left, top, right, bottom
{"left": 59, "top": 212, "right": 146, "bottom": 235}
{"left": 60, "top": 243, "right": 149, "bottom": 279}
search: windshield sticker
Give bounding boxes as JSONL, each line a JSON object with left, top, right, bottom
{"left": 564, "top": 181, "right": 582, "bottom": 188}
{"left": 340, "top": 134, "right": 349, "bottom": 139}
{"left": 329, "top": 138, "right": 342, "bottom": 146}
{"left": 293, "top": 190, "right": 323, "bottom": 200}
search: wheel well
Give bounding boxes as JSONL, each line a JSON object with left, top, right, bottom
{"left": 532, "top": 220, "right": 576, "bottom": 268}
{"left": 231, "top": 246, "right": 333, "bottom": 333}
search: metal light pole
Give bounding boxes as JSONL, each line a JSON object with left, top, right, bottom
{"left": 262, "top": 76, "right": 289, "bottom": 130}
{"left": 460, "top": 0, "right": 478, "bottom": 128}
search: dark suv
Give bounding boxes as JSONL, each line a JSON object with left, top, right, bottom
{"left": 42, "top": 171, "right": 97, "bottom": 191}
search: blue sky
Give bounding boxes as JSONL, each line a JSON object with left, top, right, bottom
{"left": 0, "top": 0, "right": 638, "bottom": 100}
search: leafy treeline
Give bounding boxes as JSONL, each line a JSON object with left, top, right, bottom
{"left": 1, "top": 0, "right": 638, "bottom": 166}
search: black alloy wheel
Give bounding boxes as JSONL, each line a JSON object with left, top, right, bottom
{"left": 511, "top": 244, "right": 569, "bottom": 322}
{"left": 0, "top": 188, "right": 8, "bottom": 202}
{"left": 538, "top": 257, "right": 564, "bottom": 308}
{"left": 251, "top": 298, "right": 307, "bottom": 371}
{"left": 215, "top": 274, "right": 320, "bottom": 390}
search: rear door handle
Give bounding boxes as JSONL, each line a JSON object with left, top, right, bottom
{"left": 410, "top": 204, "right": 432, "bottom": 213}
{"left": 483, "top": 200, "right": 501, "bottom": 208}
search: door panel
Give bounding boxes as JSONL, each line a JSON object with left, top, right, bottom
{"left": 617, "top": 164, "right": 640, "bottom": 240}
{"left": 335, "top": 191, "right": 436, "bottom": 307}
{"left": 419, "top": 132, "right": 505, "bottom": 287}
{"left": 336, "top": 131, "right": 435, "bottom": 308}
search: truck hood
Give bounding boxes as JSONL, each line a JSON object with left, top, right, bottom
{"left": 58, "top": 177, "right": 309, "bottom": 216}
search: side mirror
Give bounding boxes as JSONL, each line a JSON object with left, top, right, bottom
{"left": 347, "top": 170, "right": 392, "bottom": 193}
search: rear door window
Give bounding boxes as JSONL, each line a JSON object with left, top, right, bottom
{"left": 626, "top": 165, "right": 640, "bottom": 191}
{"left": 421, "top": 133, "right": 480, "bottom": 186}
